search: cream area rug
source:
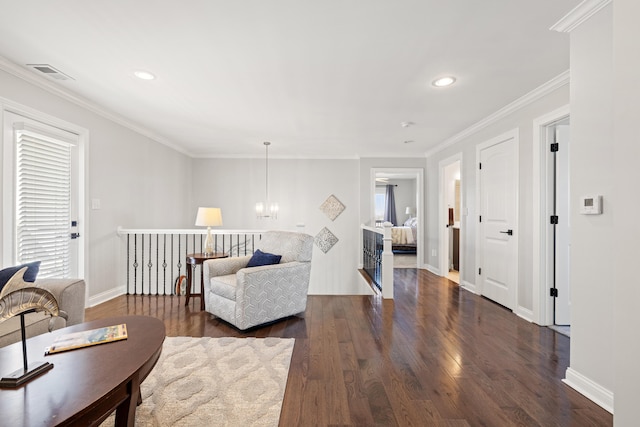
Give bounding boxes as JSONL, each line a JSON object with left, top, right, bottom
{"left": 101, "top": 337, "right": 295, "bottom": 427}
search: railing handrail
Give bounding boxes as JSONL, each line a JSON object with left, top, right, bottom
{"left": 117, "top": 226, "right": 268, "bottom": 235}
{"left": 116, "top": 226, "right": 310, "bottom": 235}
{"left": 361, "top": 224, "right": 380, "bottom": 234}
{"left": 361, "top": 222, "right": 393, "bottom": 235}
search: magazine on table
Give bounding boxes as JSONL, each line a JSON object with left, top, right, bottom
{"left": 44, "top": 324, "right": 128, "bottom": 355}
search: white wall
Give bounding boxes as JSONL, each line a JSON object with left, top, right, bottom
{"left": 0, "top": 64, "right": 424, "bottom": 300}
{"left": 0, "top": 68, "right": 193, "bottom": 304}
{"left": 425, "top": 85, "right": 570, "bottom": 315}
{"left": 191, "top": 157, "right": 372, "bottom": 295}
{"left": 563, "top": 3, "right": 615, "bottom": 408}
{"left": 613, "top": 0, "right": 640, "bottom": 423}
{"left": 566, "top": 0, "right": 640, "bottom": 420}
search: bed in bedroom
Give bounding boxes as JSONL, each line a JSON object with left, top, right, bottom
{"left": 391, "top": 217, "right": 417, "bottom": 253}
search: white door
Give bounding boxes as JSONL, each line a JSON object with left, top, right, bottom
{"left": 3, "top": 111, "right": 82, "bottom": 278}
{"left": 478, "top": 133, "right": 518, "bottom": 309}
{"left": 554, "top": 124, "right": 571, "bottom": 325}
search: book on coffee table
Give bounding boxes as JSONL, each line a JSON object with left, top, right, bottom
{"left": 44, "top": 324, "right": 128, "bottom": 355}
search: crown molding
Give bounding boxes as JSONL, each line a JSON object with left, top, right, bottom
{"left": 0, "top": 56, "right": 191, "bottom": 157}
{"left": 425, "top": 70, "right": 570, "bottom": 158}
{"left": 550, "top": 0, "right": 612, "bottom": 33}
{"left": 197, "top": 153, "right": 361, "bottom": 160}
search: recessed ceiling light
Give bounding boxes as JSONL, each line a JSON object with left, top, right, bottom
{"left": 134, "top": 70, "right": 156, "bottom": 80}
{"left": 432, "top": 76, "right": 456, "bottom": 87}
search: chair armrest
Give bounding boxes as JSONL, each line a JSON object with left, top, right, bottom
{"left": 236, "top": 261, "right": 311, "bottom": 303}
{"left": 34, "top": 278, "right": 86, "bottom": 326}
{"left": 203, "top": 256, "right": 251, "bottom": 281}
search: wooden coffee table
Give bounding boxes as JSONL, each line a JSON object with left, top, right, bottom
{"left": 0, "top": 315, "right": 165, "bottom": 426}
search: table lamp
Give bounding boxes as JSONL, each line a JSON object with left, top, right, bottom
{"left": 405, "top": 206, "right": 415, "bottom": 221}
{"left": 195, "top": 207, "right": 223, "bottom": 255}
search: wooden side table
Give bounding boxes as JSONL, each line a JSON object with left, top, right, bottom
{"left": 185, "top": 253, "right": 228, "bottom": 310}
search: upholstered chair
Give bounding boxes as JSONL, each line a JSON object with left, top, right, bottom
{"left": 202, "top": 231, "right": 313, "bottom": 330}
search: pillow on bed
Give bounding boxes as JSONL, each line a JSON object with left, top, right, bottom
{"left": 404, "top": 217, "right": 418, "bottom": 228}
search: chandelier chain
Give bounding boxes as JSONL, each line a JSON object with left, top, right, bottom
{"left": 264, "top": 141, "right": 270, "bottom": 201}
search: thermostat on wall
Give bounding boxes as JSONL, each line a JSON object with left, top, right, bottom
{"left": 579, "top": 195, "right": 603, "bottom": 215}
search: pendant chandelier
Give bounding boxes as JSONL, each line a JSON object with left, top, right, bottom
{"left": 256, "top": 141, "right": 279, "bottom": 219}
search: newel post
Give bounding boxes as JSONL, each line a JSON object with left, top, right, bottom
{"left": 382, "top": 222, "right": 394, "bottom": 299}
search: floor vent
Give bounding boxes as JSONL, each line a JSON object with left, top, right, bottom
{"left": 26, "top": 64, "right": 74, "bottom": 81}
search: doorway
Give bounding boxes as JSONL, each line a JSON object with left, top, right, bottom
{"left": 2, "top": 106, "right": 86, "bottom": 278}
{"left": 370, "top": 168, "right": 424, "bottom": 269}
{"left": 439, "top": 154, "right": 462, "bottom": 284}
{"left": 532, "top": 106, "right": 570, "bottom": 328}
{"left": 551, "top": 121, "right": 570, "bottom": 327}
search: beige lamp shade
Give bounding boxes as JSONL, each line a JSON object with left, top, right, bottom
{"left": 195, "top": 207, "right": 222, "bottom": 255}
{"left": 195, "top": 207, "right": 223, "bottom": 227}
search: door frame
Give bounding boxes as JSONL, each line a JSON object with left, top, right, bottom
{"left": 532, "top": 105, "right": 570, "bottom": 325}
{"left": 475, "top": 128, "right": 520, "bottom": 309}
{"left": 370, "top": 167, "right": 424, "bottom": 268}
{"left": 438, "top": 153, "right": 463, "bottom": 281}
{"left": 1, "top": 97, "right": 88, "bottom": 279}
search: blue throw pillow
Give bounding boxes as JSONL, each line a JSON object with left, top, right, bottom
{"left": 247, "top": 249, "right": 282, "bottom": 268}
{"left": 0, "top": 261, "right": 41, "bottom": 293}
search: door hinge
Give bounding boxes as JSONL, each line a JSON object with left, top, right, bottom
{"left": 479, "top": 162, "right": 482, "bottom": 170}
{"left": 478, "top": 268, "right": 482, "bottom": 275}
{"left": 550, "top": 288, "right": 558, "bottom": 297}
{"left": 550, "top": 143, "right": 559, "bottom": 152}
{"left": 479, "top": 215, "right": 482, "bottom": 223}
{"left": 550, "top": 215, "right": 559, "bottom": 225}
{"left": 70, "top": 232, "right": 80, "bottom": 239}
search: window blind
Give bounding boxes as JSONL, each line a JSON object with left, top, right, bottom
{"left": 16, "top": 130, "right": 72, "bottom": 278}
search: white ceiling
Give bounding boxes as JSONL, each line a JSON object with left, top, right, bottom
{"left": 0, "top": 0, "right": 580, "bottom": 158}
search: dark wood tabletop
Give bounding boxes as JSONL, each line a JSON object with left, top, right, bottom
{"left": 0, "top": 315, "right": 165, "bottom": 426}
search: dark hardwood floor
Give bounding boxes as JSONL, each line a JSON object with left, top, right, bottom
{"left": 86, "top": 269, "right": 612, "bottom": 426}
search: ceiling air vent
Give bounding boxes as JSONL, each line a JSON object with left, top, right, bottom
{"left": 26, "top": 64, "right": 74, "bottom": 81}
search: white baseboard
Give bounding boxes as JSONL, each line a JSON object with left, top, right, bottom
{"left": 516, "top": 306, "right": 534, "bottom": 322}
{"left": 563, "top": 367, "right": 614, "bottom": 414}
{"left": 461, "top": 280, "right": 478, "bottom": 294}
{"left": 87, "top": 286, "right": 126, "bottom": 307}
{"left": 425, "top": 264, "right": 440, "bottom": 275}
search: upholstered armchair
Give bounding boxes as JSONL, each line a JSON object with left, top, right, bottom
{"left": 202, "top": 231, "right": 313, "bottom": 330}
